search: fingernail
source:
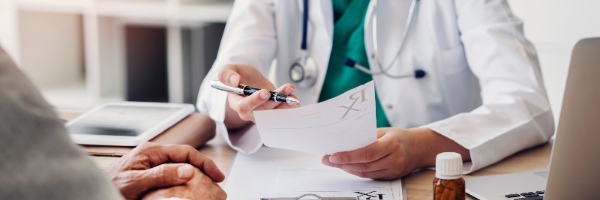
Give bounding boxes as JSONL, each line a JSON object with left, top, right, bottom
{"left": 259, "top": 90, "right": 270, "bottom": 100}
{"left": 293, "top": 103, "right": 301, "bottom": 108}
{"left": 178, "top": 165, "right": 194, "bottom": 179}
{"left": 229, "top": 74, "right": 239, "bottom": 85}
{"left": 329, "top": 155, "right": 340, "bottom": 164}
{"left": 284, "top": 86, "right": 294, "bottom": 94}
{"left": 322, "top": 159, "right": 331, "bottom": 166}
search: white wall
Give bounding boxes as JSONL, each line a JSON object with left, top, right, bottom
{"left": 18, "top": 11, "right": 84, "bottom": 88}
{"left": 508, "top": 0, "right": 600, "bottom": 124}
{"left": 0, "top": 0, "right": 19, "bottom": 63}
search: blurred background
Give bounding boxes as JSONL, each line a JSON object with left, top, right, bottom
{"left": 0, "top": 0, "right": 231, "bottom": 110}
{"left": 0, "top": 0, "right": 598, "bottom": 126}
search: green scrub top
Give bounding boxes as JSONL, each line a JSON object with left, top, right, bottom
{"left": 318, "top": 0, "right": 391, "bottom": 128}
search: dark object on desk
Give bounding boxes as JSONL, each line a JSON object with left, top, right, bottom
{"left": 515, "top": 197, "right": 543, "bottom": 200}
{"left": 505, "top": 191, "right": 544, "bottom": 199}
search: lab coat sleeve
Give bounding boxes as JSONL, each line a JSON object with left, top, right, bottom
{"left": 424, "top": 0, "right": 555, "bottom": 173}
{"left": 196, "top": 0, "right": 277, "bottom": 154}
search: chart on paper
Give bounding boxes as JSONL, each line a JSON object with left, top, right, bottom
{"left": 273, "top": 165, "right": 393, "bottom": 199}
{"left": 254, "top": 81, "right": 377, "bottom": 155}
{"left": 224, "top": 147, "right": 405, "bottom": 200}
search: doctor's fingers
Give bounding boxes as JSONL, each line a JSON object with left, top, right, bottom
{"left": 322, "top": 154, "right": 393, "bottom": 173}
{"left": 327, "top": 139, "right": 395, "bottom": 165}
{"left": 219, "top": 64, "right": 274, "bottom": 89}
{"left": 218, "top": 68, "right": 240, "bottom": 86}
{"left": 274, "top": 93, "right": 301, "bottom": 109}
{"left": 252, "top": 83, "right": 297, "bottom": 110}
{"left": 273, "top": 83, "right": 301, "bottom": 109}
{"left": 232, "top": 89, "right": 271, "bottom": 122}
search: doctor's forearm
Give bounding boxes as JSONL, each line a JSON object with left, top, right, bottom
{"left": 410, "top": 128, "right": 471, "bottom": 169}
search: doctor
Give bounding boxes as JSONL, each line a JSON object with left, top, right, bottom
{"left": 197, "top": 0, "right": 555, "bottom": 179}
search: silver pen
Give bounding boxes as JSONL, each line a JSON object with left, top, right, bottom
{"left": 210, "top": 80, "right": 301, "bottom": 104}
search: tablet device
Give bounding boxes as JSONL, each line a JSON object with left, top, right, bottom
{"left": 66, "top": 102, "right": 195, "bottom": 146}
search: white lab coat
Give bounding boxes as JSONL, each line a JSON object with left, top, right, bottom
{"left": 196, "top": 0, "right": 555, "bottom": 173}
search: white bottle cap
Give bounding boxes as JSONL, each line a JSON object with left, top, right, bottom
{"left": 435, "top": 152, "right": 463, "bottom": 179}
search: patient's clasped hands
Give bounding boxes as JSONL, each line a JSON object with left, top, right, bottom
{"left": 106, "top": 142, "right": 227, "bottom": 200}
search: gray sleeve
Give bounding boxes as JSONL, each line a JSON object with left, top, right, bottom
{"left": 0, "top": 47, "right": 123, "bottom": 200}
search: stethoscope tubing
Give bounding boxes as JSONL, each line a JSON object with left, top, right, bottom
{"left": 370, "top": 0, "right": 419, "bottom": 76}
{"left": 301, "top": 0, "right": 309, "bottom": 51}
{"left": 291, "top": 0, "right": 424, "bottom": 87}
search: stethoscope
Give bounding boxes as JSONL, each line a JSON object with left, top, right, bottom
{"left": 289, "top": 0, "right": 426, "bottom": 88}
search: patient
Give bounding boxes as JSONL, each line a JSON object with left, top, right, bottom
{"left": 0, "top": 46, "right": 226, "bottom": 200}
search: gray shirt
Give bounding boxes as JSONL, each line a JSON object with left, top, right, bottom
{"left": 0, "top": 47, "right": 123, "bottom": 199}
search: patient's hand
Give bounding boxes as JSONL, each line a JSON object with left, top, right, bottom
{"left": 106, "top": 142, "right": 225, "bottom": 200}
{"left": 142, "top": 167, "right": 227, "bottom": 200}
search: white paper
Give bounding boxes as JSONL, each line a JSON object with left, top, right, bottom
{"left": 224, "top": 147, "right": 405, "bottom": 200}
{"left": 254, "top": 81, "right": 377, "bottom": 155}
{"left": 274, "top": 165, "right": 393, "bottom": 198}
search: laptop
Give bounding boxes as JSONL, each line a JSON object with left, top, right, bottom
{"left": 465, "top": 38, "right": 600, "bottom": 200}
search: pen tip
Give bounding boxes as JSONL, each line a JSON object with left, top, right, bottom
{"left": 287, "top": 98, "right": 301, "bottom": 104}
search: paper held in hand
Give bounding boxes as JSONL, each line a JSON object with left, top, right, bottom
{"left": 254, "top": 81, "right": 377, "bottom": 155}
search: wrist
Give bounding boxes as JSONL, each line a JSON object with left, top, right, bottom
{"left": 409, "top": 127, "right": 471, "bottom": 169}
{"left": 407, "top": 127, "right": 438, "bottom": 169}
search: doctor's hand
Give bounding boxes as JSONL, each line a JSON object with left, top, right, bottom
{"left": 218, "top": 64, "right": 300, "bottom": 129}
{"left": 321, "top": 128, "right": 470, "bottom": 180}
{"left": 106, "top": 142, "right": 225, "bottom": 200}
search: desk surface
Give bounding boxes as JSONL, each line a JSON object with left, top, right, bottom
{"left": 78, "top": 111, "right": 552, "bottom": 199}
{"left": 91, "top": 138, "right": 552, "bottom": 200}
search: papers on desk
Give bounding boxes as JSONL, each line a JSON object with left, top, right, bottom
{"left": 254, "top": 81, "right": 377, "bottom": 155}
{"left": 274, "top": 165, "right": 393, "bottom": 197}
{"left": 224, "top": 147, "right": 405, "bottom": 200}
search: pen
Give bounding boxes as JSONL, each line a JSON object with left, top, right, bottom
{"left": 210, "top": 80, "right": 301, "bottom": 104}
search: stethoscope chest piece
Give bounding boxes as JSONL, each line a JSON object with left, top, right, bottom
{"left": 289, "top": 56, "right": 318, "bottom": 88}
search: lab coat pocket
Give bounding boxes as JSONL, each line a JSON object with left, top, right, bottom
{"left": 437, "top": 46, "right": 481, "bottom": 116}
{"left": 439, "top": 46, "right": 468, "bottom": 75}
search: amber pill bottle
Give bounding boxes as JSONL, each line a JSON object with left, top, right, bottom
{"left": 433, "top": 152, "right": 465, "bottom": 200}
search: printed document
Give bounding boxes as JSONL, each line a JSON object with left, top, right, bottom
{"left": 224, "top": 147, "right": 405, "bottom": 200}
{"left": 274, "top": 165, "right": 393, "bottom": 198}
{"left": 254, "top": 81, "right": 377, "bottom": 155}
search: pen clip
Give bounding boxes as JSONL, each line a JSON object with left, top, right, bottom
{"left": 210, "top": 80, "right": 244, "bottom": 95}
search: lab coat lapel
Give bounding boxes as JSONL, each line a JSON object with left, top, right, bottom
{"left": 309, "top": 0, "right": 333, "bottom": 103}
{"left": 318, "top": 0, "right": 333, "bottom": 43}
{"left": 374, "top": 0, "right": 413, "bottom": 68}
{"left": 311, "top": 0, "right": 333, "bottom": 71}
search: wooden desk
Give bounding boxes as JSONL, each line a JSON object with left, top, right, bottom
{"left": 76, "top": 109, "right": 551, "bottom": 199}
